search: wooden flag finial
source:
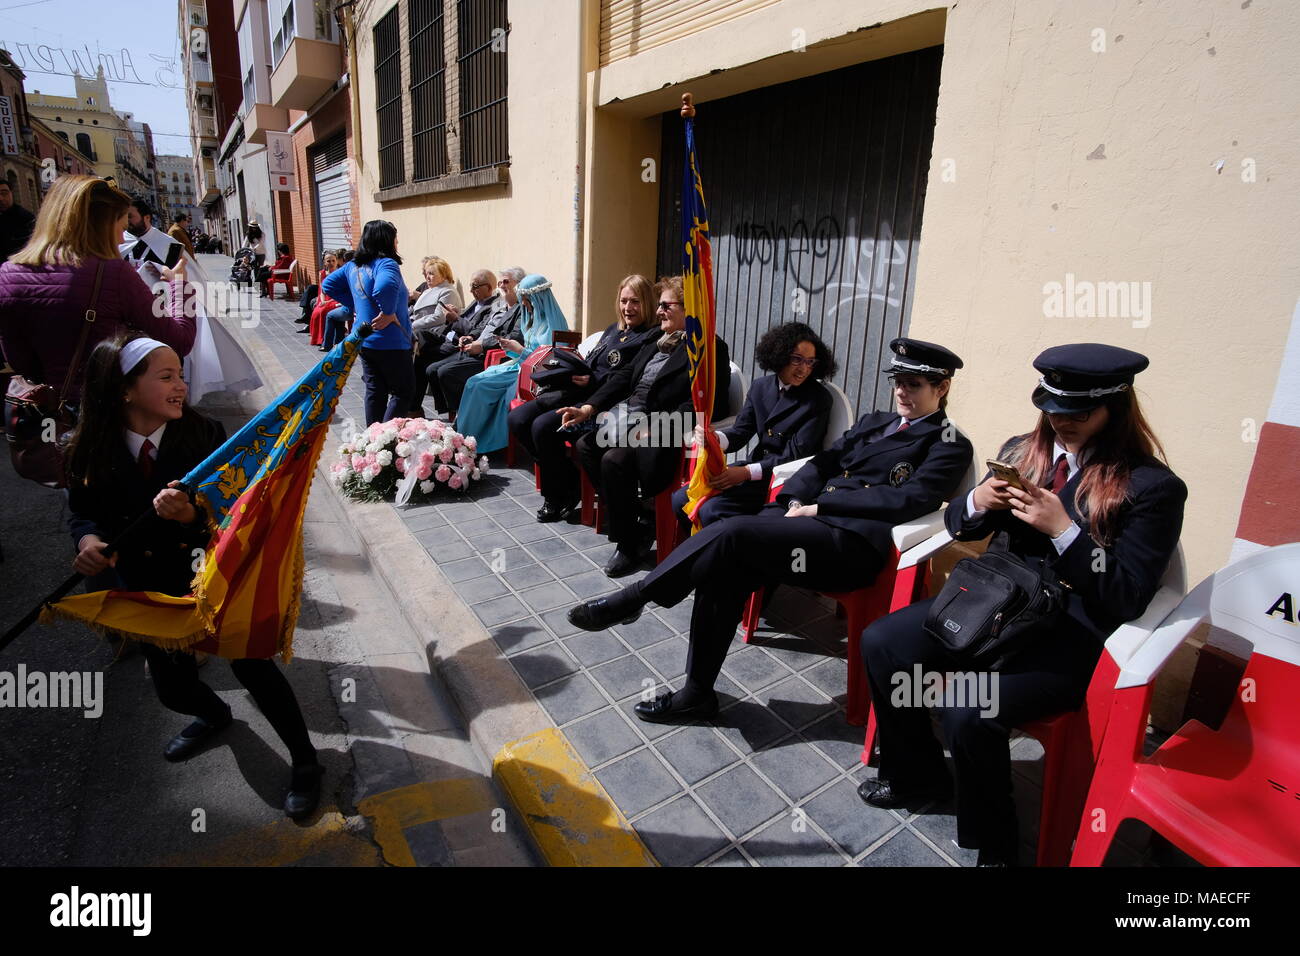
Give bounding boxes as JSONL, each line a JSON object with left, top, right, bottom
{"left": 680, "top": 93, "right": 695, "bottom": 118}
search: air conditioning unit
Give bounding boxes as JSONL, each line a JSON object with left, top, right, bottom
{"left": 201, "top": 146, "right": 215, "bottom": 158}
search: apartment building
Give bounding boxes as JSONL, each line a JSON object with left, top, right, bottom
{"left": 156, "top": 153, "right": 203, "bottom": 225}
{"left": 0, "top": 48, "right": 41, "bottom": 214}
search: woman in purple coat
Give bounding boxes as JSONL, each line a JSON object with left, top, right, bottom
{"left": 0, "top": 176, "right": 195, "bottom": 407}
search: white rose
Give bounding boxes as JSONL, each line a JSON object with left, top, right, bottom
{"left": 419, "top": 479, "right": 435, "bottom": 494}
{"left": 377, "top": 450, "right": 393, "bottom": 467}
{"left": 395, "top": 442, "right": 412, "bottom": 458}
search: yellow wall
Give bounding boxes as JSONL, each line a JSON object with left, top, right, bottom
{"left": 354, "top": 0, "right": 589, "bottom": 325}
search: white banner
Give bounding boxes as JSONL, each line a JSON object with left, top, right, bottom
{"left": 266, "top": 130, "right": 296, "bottom": 191}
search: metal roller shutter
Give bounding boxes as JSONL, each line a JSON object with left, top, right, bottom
{"left": 311, "top": 133, "right": 352, "bottom": 252}
{"left": 599, "top": 0, "right": 780, "bottom": 66}
{"left": 656, "top": 46, "right": 944, "bottom": 418}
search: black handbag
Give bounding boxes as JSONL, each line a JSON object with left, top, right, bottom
{"left": 923, "top": 545, "right": 1067, "bottom": 669}
{"left": 530, "top": 346, "right": 591, "bottom": 392}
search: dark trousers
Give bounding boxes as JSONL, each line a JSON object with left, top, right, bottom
{"left": 297, "top": 284, "right": 318, "bottom": 318}
{"left": 576, "top": 432, "right": 682, "bottom": 548}
{"left": 139, "top": 643, "right": 316, "bottom": 766}
{"left": 860, "top": 600, "right": 1100, "bottom": 853}
{"left": 508, "top": 390, "right": 582, "bottom": 503}
{"left": 671, "top": 478, "right": 769, "bottom": 534}
{"left": 413, "top": 337, "right": 459, "bottom": 413}
{"left": 360, "top": 346, "right": 417, "bottom": 426}
{"left": 429, "top": 352, "right": 487, "bottom": 414}
{"left": 638, "top": 512, "right": 884, "bottom": 689}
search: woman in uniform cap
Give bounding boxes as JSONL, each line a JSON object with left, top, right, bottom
{"left": 567, "top": 337, "right": 974, "bottom": 722}
{"left": 858, "top": 343, "right": 1186, "bottom": 866}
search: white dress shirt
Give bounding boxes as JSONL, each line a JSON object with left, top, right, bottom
{"left": 124, "top": 423, "right": 167, "bottom": 462}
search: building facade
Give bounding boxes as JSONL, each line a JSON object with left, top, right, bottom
{"left": 155, "top": 153, "right": 202, "bottom": 226}
{"left": 27, "top": 69, "right": 157, "bottom": 205}
{"left": 0, "top": 48, "right": 43, "bottom": 215}
{"left": 31, "top": 116, "right": 97, "bottom": 191}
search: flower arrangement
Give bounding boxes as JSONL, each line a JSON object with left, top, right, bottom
{"left": 331, "top": 418, "right": 489, "bottom": 502}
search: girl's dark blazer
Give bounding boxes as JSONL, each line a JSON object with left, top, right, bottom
{"left": 946, "top": 437, "right": 1187, "bottom": 640}
{"left": 720, "top": 374, "right": 832, "bottom": 482}
{"left": 68, "top": 409, "right": 227, "bottom": 597}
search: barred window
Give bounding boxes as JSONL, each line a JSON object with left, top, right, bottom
{"left": 373, "top": 6, "right": 405, "bottom": 189}
{"left": 408, "top": 0, "right": 448, "bottom": 181}
{"left": 456, "top": 0, "right": 509, "bottom": 172}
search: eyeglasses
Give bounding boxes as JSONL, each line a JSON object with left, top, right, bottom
{"left": 786, "top": 354, "right": 818, "bottom": 370}
{"left": 889, "top": 377, "right": 935, "bottom": 392}
{"left": 656, "top": 301, "right": 683, "bottom": 311}
{"left": 471, "top": 282, "right": 490, "bottom": 290}
{"left": 1048, "top": 408, "right": 1095, "bottom": 423}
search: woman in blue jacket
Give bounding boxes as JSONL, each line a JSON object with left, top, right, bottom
{"left": 322, "top": 220, "right": 413, "bottom": 425}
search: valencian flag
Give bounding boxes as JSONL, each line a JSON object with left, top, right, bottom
{"left": 680, "top": 96, "right": 727, "bottom": 528}
{"left": 42, "top": 329, "right": 368, "bottom": 661}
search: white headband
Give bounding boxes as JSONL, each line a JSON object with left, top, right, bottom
{"left": 119, "top": 337, "right": 169, "bottom": 374}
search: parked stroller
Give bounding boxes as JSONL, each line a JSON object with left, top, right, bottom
{"left": 230, "top": 248, "right": 256, "bottom": 287}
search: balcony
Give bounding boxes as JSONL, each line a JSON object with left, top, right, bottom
{"left": 269, "top": 34, "right": 342, "bottom": 111}
{"left": 195, "top": 116, "right": 219, "bottom": 142}
{"left": 244, "top": 101, "right": 290, "bottom": 146}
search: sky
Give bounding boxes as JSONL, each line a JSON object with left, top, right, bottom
{"left": 0, "top": 0, "right": 193, "bottom": 156}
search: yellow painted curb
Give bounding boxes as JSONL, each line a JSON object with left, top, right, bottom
{"left": 357, "top": 778, "right": 498, "bottom": 867}
{"left": 494, "top": 728, "right": 658, "bottom": 867}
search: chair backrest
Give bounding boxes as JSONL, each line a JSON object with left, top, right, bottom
{"left": 576, "top": 330, "right": 604, "bottom": 359}
{"left": 726, "top": 361, "right": 746, "bottom": 418}
{"left": 822, "top": 381, "right": 854, "bottom": 450}
{"left": 552, "top": 330, "right": 582, "bottom": 349}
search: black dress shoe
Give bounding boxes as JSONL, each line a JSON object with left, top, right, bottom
{"left": 604, "top": 546, "right": 647, "bottom": 578}
{"left": 284, "top": 763, "right": 324, "bottom": 820}
{"left": 163, "top": 709, "right": 233, "bottom": 762}
{"left": 568, "top": 594, "right": 643, "bottom": 631}
{"left": 856, "top": 776, "right": 954, "bottom": 809}
{"left": 633, "top": 689, "right": 719, "bottom": 724}
{"left": 976, "top": 847, "right": 1019, "bottom": 867}
{"left": 536, "top": 499, "right": 578, "bottom": 523}
{"left": 295, "top": 326, "right": 309, "bottom": 333}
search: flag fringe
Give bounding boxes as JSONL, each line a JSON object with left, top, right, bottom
{"left": 38, "top": 604, "right": 208, "bottom": 652}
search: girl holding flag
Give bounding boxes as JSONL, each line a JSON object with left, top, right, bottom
{"left": 64, "top": 332, "right": 323, "bottom": 820}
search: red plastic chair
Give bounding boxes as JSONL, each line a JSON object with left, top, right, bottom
{"left": 266, "top": 258, "right": 297, "bottom": 299}
{"left": 1070, "top": 543, "right": 1300, "bottom": 867}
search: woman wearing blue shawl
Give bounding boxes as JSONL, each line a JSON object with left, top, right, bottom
{"left": 455, "top": 273, "right": 568, "bottom": 452}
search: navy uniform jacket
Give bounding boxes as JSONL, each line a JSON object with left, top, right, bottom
{"left": 722, "top": 375, "right": 832, "bottom": 482}
{"left": 776, "top": 410, "right": 973, "bottom": 559}
{"left": 946, "top": 438, "right": 1187, "bottom": 640}
{"left": 584, "top": 322, "right": 662, "bottom": 387}
{"left": 587, "top": 334, "right": 732, "bottom": 421}
{"left": 68, "top": 409, "right": 227, "bottom": 597}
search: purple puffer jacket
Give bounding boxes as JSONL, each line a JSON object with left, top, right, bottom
{"left": 0, "top": 257, "right": 195, "bottom": 402}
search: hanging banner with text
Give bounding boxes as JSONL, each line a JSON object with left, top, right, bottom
{"left": 266, "top": 131, "right": 296, "bottom": 192}
{"left": 0, "top": 97, "right": 19, "bottom": 156}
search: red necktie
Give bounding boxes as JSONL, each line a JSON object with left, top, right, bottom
{"left": 138, "top": 439, "right": 156, "bottom": 480}
{"left": 1048, "top": 454, "right": 1069, "bottom": 493}
{"left": 895, "top": 419, "right": 910, "bottom": 434}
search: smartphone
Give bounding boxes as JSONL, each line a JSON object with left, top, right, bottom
{"left": 985, "top": 459, "right": 1026, "bottom": 490}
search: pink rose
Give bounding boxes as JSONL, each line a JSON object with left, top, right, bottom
{"left": 435, "top": 464, "right": 452, "bottom": 483}
{"left": 448, "top": 474, "right": 463, "bottom": 490}
{"left": 417, "top": 463, "right": 432, "bottom": 480}
{"left": 439, "top": 447, "right": 455, "bottom": 464}
{"left": 395, "top": 458, "right": 407, "bottom": 473}
{"left": 451, "top": 434, "right": 464, "bottom": 448}
{"left": 419, "top": 451, "right": 436, "bottom": 469}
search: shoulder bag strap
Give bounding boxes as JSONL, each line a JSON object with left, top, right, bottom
{"left": 57, "top": 259, "right": 105, "bottom": 408}
{"left": 356, "top": 264, "right": 411, "bottom": 347}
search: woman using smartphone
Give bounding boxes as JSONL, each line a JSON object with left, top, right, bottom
{"left": 858, "top": 343, "right": 1187, "bottom": 866}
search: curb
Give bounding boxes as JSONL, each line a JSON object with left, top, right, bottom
{"left": 225, "top": 305, "right": 655, "bottom": 867}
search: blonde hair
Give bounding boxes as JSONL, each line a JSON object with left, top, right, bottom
{"left": 616, "top": 274, "right": 655, "bottom": 327}
{"left": 421, "top": 255, "right": 454, "bottom": 285}
{"left": 656, "top": 275, "right": 684, "bottom": 304}
{"left": 10, "top": 175, "right": 130, "bottom": 267}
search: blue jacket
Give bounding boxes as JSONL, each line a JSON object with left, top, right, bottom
{"left": 721, "top": 374, "right": 832, "bottom": 481}
{"left": 322, "top": 258, "right": 412, "bottom": 351}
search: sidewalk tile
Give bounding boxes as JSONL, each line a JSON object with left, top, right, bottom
{"left": 859, "top": 829, "right": 950, "bottom": 867}
{"left": 440, "top": 556, "right": 491, "bottom": 583}
{"left": 750, "top": 740, "right": 840, "bottom": 801}
{"left": 588, "top": 655, "right": 657, "bottom": 701}
{"left": 562, "top": 630, "right": 627, "bottom": 667}
{"left": 721, "top": 646, "right": 796, "bottom": 693}
{"left": 534, "top": 672, "right": 608, "bottom": 724}
{"left": 564, "top": 569, "right": 620, "bottom": 599}
{"left": 804, "top": 778, "right": 900, "bottom": 856}
{"left": 454, "top": 574, "right": 512, "bottom": 604}
{"left": 508, "top": 641, "right": 579, "bottom": 689}
{"left": 758, "top": 676, "right": 836, "bottom": 729}
{"left": 696, "top": 764, "right": 786, "bottom": 838}
{"left": 612, "top": 615, "right": 674, "bottom": 649}
{"left": 517, "top": 581, "right": 576, "bottom": 613}
{"left": 473, "top": 594, "right": 528, "bottom": 628}
{"left": 489, "top": 617, "right": 553, "bottom": 655}
{"left": 744, "top": 817, "right": 844, "bottom": 867}
{"left": 655, "top": 727, "right": 740, "bottom": 785}
{"left": 595, "top": 750, "right": 681, "bottom": 818}
{"left": 564, "top": 708, "right": 644, "bottom": 767}
{"left": 636, "top": 796, "right": 730, "bottom": 867}
{"left": 714, "top": 702, "right": 790, "bottom": 755}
